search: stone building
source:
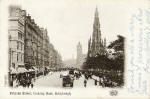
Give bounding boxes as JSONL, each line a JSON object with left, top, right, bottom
{"left": 37, "top": 27, "right": 43, "bottom": 68}
{"left": 41, "top": 28, "right": 50, "bottom": 67}
{"left": 24, "top": 15, "right": 39, "bottom": 69}
{"left": 9, "top": 6, "right": 26, "bottom": 70}
{"left": 76, "top": 42, "right": 83, "bottom": 68}
{"left": 9, "top": 6, "right": 63, "bottom": 72}
{"left": 48, "top": 43, "right": 63, "bottom": 68}
{"left": 24, "top": 16, "right": 51, "bottom": 70}
{"left": 55, "top": 51, "right": 63, "bottom": 68}
{"left": 88, "top": 7, "right": 106, "bottom": 57}
{"left": 76, "top": 42, "right": 86, "bottom": 69}
{"left": 49, "top": 43, "right": 56, "bottom": 67}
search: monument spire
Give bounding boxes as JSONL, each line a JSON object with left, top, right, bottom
{"left": 93, "top": 6, "right": 101, "bottom": 41}
{"left": 95, "top": 6, "right": 99, "bottom": 17}
{"left": 89, "top": 6, "right": 106, "bottom": 57}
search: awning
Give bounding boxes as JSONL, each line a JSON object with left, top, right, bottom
{"left": 32, "top": 67, "right": 38, "bottom": 71}
{"left": 47, "top": 67, "right": 51, "bottom": 69}
{"left": 17, "top": 67, "right": 28, "bottom": 73}
{"left": 10, "top": 67, "right": 18, "bottom": 74}
{"left": 61, "top": 71, "right": 69, "bottom": 76}
{"left": 29, "top": 68, "right": 35, "bottom": 72}
{"left": 92, "top": 75, "right": 99, "bottom": 80}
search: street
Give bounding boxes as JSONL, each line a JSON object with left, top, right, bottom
{"left": 33, "top": 71, "right": 102, "bottom": 88}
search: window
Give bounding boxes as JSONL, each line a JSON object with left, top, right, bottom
{"left": 17, "top": 53, "right": 18, "bottom": 62}
{"left": 18, "top": 32, "right": 22, "bottom": 40}
{"left": 17, "top": 42, "right": 19, "bottom": 49}
{"left": 21, "top": 34, "right": 22, "bottom": 40}
{"left": 22, "top": 43, "right": 24, "bottom": 50}
{"left": 18, "top": 23, "right": 23, "bottom": 32}
{"left": 21, "top": 54, "right": 22, "bottom": 62}
{"left": 12, "top": 63, "right": 15, "bottom": 68}
{"left": 18, "top": 33, "right": 21, "bottom": 39}
{"left": 21, "top": 43, "right": 22, "bottom": 50}
{"left": 22, "top": 54, "right": 23, "bottom": 62}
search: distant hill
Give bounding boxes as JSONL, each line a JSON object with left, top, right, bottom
{"left": 63, "top": 59, "right": 76, "bottom": 68}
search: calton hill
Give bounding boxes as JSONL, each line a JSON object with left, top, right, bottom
{"left": 82, "top": 35, "right": 125, "bottom": 87}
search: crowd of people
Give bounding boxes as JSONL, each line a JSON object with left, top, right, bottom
{"left": 9, "top": 66, "right": 51, "bottom": 88}
{"left": 83, "top": 71, "right": 122, "bottom": 88}
{"left": 64, "top": 69, "right": 121, "bottom": 88}
{"left": 9, "top": 68, "right": 123, "bottom": 88}
{"left": 9, "top": 72, "right": 36, "bottom": 88}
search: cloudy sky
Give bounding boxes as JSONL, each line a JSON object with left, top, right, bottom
{"left": 7, "top": 0, "right": 149, "bottom": 60}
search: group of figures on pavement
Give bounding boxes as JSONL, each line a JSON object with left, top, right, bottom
{"left": 83, "top": 71, "right": 122, "bottom": 88}
{"left": 9, "top": 68, "right": 123, "bottom": 88}
{"left": 9, "top": 72, "right": 35, "bottom": 88}
{"left": 9, "top": 69, "right": 50, "bottom": 88}
{"left": 61, "top": 69, "right": 123, "bottom": 88}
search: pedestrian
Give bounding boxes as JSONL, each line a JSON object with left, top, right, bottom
{"left": 26, "top": 77, "right": 31, "bottom": 88}
{"left": 27, "top": 79, "right": 30, "bottom": 88}
{"left": 13, "top": 78, "right": 18, "bottom": 88}
{"left": 95, "top": 79, "right": 97, "bottom": 86}
{"left": 31, "top": 83, "right": 34, "bottom": 88}
{"left": 99, "top": 77, "right": 102, "bottom": 86}
{"left": 84, "top": 79, "right": 87, "bottom": 87}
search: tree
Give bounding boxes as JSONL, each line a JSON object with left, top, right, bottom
{"left": 83, "top": 35, "right": 125, "bottom": 72}
{"left": 108, "top": 35, "right": 125, "bottom": 72}
{"left": 108, "top": 35, "right": 125, "bottom": 52}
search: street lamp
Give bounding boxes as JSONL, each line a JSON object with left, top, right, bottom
{"left": 9, "top": 35, "right": 11, "bottom": 69}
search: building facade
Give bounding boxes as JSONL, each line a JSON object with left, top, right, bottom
{"left": 48, "top": 44, "right": 63, "bottom": 68}
{"left": 76, "top": 42, "right": 83, "bottom": 68}
{"left": 76, "top": 42, "right": 86, "bottom": 69}
{"left": 24, "top": 15, "right": 39, "bottom": 69}
{"left": 49, "top": 43, "right": 56, "bottom": 67}
{"left": 88, "top": 7, "right": 106, "bottom": 57}
{"left": 9, "top": 6, "right": 63, "bottom": 72}
{"left": 9, "top": 6, "right": 26, "bottom": 70}
{"left": 41, "top": 28, "right": 50, "bottom": 67}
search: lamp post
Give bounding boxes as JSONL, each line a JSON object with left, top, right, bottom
{"left": 9, "top": 36, "right": 12, "bottom": 69}
{"left": 9, "top": 48, "right": 11, "bottom": 69}
{"left": 9, "top": 35, "right": 13, "bottom": 87}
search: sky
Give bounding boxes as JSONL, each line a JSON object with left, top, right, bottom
{"left": 7, "top": 0, "right": 148, "bottom": 61}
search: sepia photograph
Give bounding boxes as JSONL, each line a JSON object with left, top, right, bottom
{"left": 8, "top": 1, "right": 125, "bottom": 89}
{"left": 0, "top": 0, "right": 150, "bottom": 99}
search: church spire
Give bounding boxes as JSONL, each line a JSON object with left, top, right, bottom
{"left": 95, "top": 6, "right": 99, "bottom": 18}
